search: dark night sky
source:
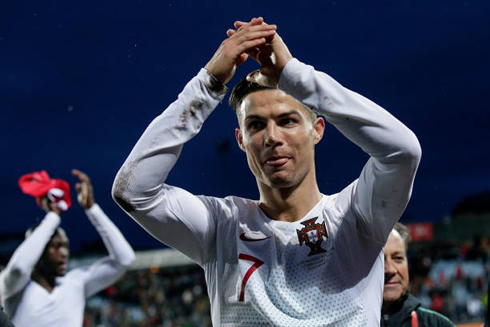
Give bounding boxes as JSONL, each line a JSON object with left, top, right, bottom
{"left": 1, "top": 0, "right": 489, "bottom": 254}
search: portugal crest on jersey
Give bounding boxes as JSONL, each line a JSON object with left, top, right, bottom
{"left": 296, "top": 217, "right": 327, "bottom": 256}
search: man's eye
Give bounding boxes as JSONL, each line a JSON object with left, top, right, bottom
{"left": 248, "top": 121, "right": 265, "bottom": 130}
{"left": 280, "top": 118, "right": 297, "bottom": 126}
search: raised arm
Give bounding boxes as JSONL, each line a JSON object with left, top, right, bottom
{"left": 0, "top": 211, "right": 59, "bottom": 302}
{"left": 71, "top": 170, "right": 135, "bottom": 297}
{"left": 80, "top": 204, "right": 135, "bottom": 297}
{"left": 111, "top": 19, "right": 277, "bottom": 264}
{"left": 280, "top": 59, "right": 421, "bottom": 242}
{"left": 244, "top": 21, "right": 421, "bottom": 243}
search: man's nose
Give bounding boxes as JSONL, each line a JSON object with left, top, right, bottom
{"left": 59, "top": 247, "right": 69, "bottom": 258}
{"left": 264, "top": 123, "right": 280, "bottom": 146}
{"left": 384, "top": 259, "right": 397, "bottom": 274}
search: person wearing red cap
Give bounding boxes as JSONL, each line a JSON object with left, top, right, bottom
{"left": 0, "top": 169, "right": 135, "bottom": 327}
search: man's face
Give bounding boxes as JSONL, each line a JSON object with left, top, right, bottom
{"left": 39, "top": 229, "right": 70, "bottom": 277}
{"left": 235, "top": 90, "right": 324, "bottom": 189}
{"left": 383, "top": 230, "right": 409, "bottom": 305}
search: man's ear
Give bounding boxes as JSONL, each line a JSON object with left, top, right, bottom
{"left": 313, "top": 117, "right": 325, "bottom": 144}
{"left": 235, "top": 128, "right": 246, "bottom": 152}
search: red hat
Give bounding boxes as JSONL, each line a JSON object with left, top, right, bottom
{"left": 19, "top": 171, "right": 71, "bottom": 211}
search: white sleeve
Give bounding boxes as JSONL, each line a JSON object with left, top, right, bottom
{"left": 112, "top": 68, "right": 228, "bottom": 266}
{"left": 81, "top": 204, "right": 135, "bottom": 298}
{"left": 0, "top": 212, "right": 60, "bottom": 301}
{"left": 278, "top": 59, "right": 422, "bottom": 243}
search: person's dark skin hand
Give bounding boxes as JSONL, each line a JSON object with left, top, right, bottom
{"left": 72, "top": 169, "right": 95, "bottom": 209}
{"left": 40, "top": 197, "right": 62, "bottom": 215}
{"left": 204, "top": 17, "right": 277, "bottom": 85}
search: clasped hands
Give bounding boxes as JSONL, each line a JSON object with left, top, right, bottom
{"left": 205, "top": 17, "right": 293, "bottom": 88}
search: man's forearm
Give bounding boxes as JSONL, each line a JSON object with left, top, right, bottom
{"left": 0, "top": 213, "right": 60, "bottom": 298}
{"left": 112, "top": 68, "right": 227, "bottom": 213}
{"left": 279, "top": 58, "right": 421, "bottom": 241}
{"left": 85, "top": 204, "right": 135, "bottom": 267}
{"left": 279, "top": 58, "right": 421, "bottom": 164}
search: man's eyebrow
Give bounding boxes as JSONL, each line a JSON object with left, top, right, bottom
{"left": 244, "top": 110, "right": 302, "bottom": 121}
{"left": 391, "top": 251, "right": 405, "bottom": 256}
{"left": 244, "top": 114, "right": 265, "bottom": 122}
{"left": 277, "top": 111, "right": 302, "bottom": 118}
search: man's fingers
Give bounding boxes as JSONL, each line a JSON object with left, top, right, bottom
{"left": 235, "top": 38, "right": 269, "bottom": 57}
{"left": 72, "top": 169, "right": 93, "bottom": 195}
{"left": 205, "top": 17, "right": 274, "bottom": 85}
{"left": 246, "top": 47, "right": 260, "bottom": 61}
{"left": 223, "top": 24, "right": 275, "bottom": 60}
{"left": 225, "top": 20, "right": 276, "bottom": 62}
{"left": 237, "top": 29, "right": 276, "bottom": 44}
{"left": 75, "top": 180, "right": 91, "bottom": 206}
{"left": 235, "top": 53, "right": 249, "bottom": 67}
{"left": 254, "top": 17, "right": 264, "bottom": 24}
{"left": 229, "top": 28, "right": 276, "bottom": 50}
{"left": 226, "top": 19, "right": 276, "bottom": 49}
{"left": 232, "top": 24, "right": 276, "bottom": 39}
{"left": 235, "top": 17, "right": 264, "bottom": 29}
{"left": 234, "top": 19, "right": 249, "bottom": 28}
{"left": 233, "top": 19, "right": 273, "bottom": 35}
{"left": 72, "top": 169, "right": 89, "bottom": 182}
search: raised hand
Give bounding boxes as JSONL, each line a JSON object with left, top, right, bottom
{"left": 40, "top": 197, "right": 62, "bottom": 215}
{"left": 228, "top": 18, "right": 293, "bottom": 87}
{"left": 72, "top": 169, "right": 94, "bottom": 209}
{"left": 204, "top": 17, "right": 277, "bottom": 85}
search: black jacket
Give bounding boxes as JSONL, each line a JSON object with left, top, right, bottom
{"left": 0, "top": 306, "right": 14, "bottom": 327}
{"left": 381, "top": 294, "right": 455, "bottom": 327}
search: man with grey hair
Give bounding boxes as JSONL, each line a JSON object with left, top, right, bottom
{"left": 382, "top": 222, "right": 455, "bottom": 326}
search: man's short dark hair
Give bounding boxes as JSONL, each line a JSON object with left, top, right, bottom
{"left": 229, "top": 75, "right": 319, "bottom": 123}
{"left": 228, "top": 75, "right": 275, "bottom": 112}
{"left": 393, "top": 222, "right": 410, "bottom": 252}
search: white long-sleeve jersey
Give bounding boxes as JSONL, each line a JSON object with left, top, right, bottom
{"left": 0, "top": 204, "right": 135, "bottom": 327}
{"left": 113, "top": 58, "right": 421, "bottom": 326}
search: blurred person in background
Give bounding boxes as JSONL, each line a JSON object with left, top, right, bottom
{"left": 382, "top": 222, "right": 455, "bottom": 326}
{"left": 0, "top": 169, "right": 135, "bottom": 327}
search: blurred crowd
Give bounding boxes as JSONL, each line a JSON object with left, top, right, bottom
{"left": 408, "top": 235, "right": 489, "bottom": 324}
{"left": 83, "top": 265, "right": 211, "bottom": 327}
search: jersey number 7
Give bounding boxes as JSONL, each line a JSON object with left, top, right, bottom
{"left": 238, "top": 253, "right": 264, "bottom": 302}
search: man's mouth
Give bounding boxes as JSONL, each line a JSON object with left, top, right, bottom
{"left": 264, "top": 156, "right": 290, "bottom": 167}
{"left": 384, "top": 280, "right": 400, "bottom": 287}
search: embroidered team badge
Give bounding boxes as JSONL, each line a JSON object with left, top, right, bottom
{"left": 296, "top": 217, "right": 327, "bottom": 256}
